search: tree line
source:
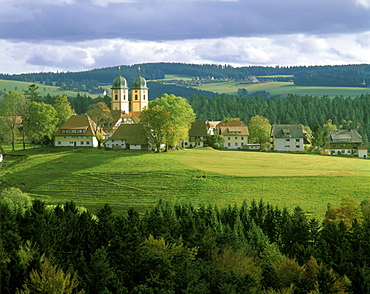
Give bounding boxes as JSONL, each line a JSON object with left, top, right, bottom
{"left": 2, "top": 62, "right": 370, "bottom": 87}
{"left": 1, "top": 188, "right": 370, "bottom": 293}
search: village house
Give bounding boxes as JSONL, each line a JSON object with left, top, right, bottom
{"left": 182, "top": 119, "right": 209, "bottom": 148}
{"left": 53, "top": 114, "right": 105, "bottom": 147}
{"left": 104, "top": 123, "right": 149, "bottom": 150}
{"left": 270, "top": 124, "right": 306, "bottom": 151}
{"left": 0, "top": 145, "right": 5, "bottom": 162}
{"left": 216, "top": 120, "right": 249, "bottom": 149}
{"left": 323, "top": 129, "right": 368, "bottom": 158}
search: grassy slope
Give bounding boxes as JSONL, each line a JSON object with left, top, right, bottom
{"left": 1, "top": 148, "right": 370, "bottom": 219}
{"left": 3, "top": 74, "right": 370, "bottom": 99}
{"left": 0, "top": 79, "right": 99, "bottom": 98}
{"left": 194, "top": 81, "right": 370, "bottom": 97}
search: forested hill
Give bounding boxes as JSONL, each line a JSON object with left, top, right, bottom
{"left": 1, "top": 62, "right": 370, "bottom": 88}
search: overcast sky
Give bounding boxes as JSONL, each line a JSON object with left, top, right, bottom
{"left": 1, "top": 0, "right": 370, "bottom": 74}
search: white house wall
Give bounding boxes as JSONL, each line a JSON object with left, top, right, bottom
{"left": 273, "top": 138, "right": 304, "bottom": 151}
{"left": 54, "top": 136, "right": 99, "bottom": 147}
{"left": 223, "top": 136, "right": 248, "bottom": 149}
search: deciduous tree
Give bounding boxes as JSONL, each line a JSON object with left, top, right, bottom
{"left": 141, "top": 94, "right": 195, "bottom": 151}
{"left": 248, "top": 115, "right": 272, "bottom": 145}
{"left": 54, "top": 94, "right": 73, "bottom": 128}
{"left": 0, "top": 92, "right": 28, "bottom": 150}
{"left": 24, "top": 102, "right": 58, "bottom": 149}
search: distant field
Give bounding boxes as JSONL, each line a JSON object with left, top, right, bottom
{"left": 1, "top": 147, "right": 370, "bottom": 219}
{"left": 0, "top": 79, "right": 99, "bottom": 98}
{"left": 195, "top": 81, "right": 370, "bottom": 98}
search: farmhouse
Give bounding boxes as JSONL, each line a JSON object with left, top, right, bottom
{"left": 216, "top": 120, "right": 249, "bottom": 149}
{"left": 270, "top": 124, "right": 305, "bottom": 151}
{"left": 0, "top": 145, "right": 5, "bottom": 162}
{"left": 182, "top": 119, "right": 209, "bottom": 148}
{"left": 323, "top": 129, "right": 368, "bottom": 158}
{"left": 53, "top": 114, "right": 105, "bottom": 147}
{"left": 105, "top": 124, "right": 149, "bottom": 150}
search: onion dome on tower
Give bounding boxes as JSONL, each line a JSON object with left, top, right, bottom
{"left": 111, "top": 66, "right": 129, "bottom": 113}
{"left": 130, "top": 67, "right": 149, "bottom": 113}
{"left": 132, "top": 67, "right": 148, "bottom": 89}
{"left": 112, "top": 72, "right": 128, "bottom": 89}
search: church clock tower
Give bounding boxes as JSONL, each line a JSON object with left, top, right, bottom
{"left": 131, "top": 67, "right": 149, "bottom": 113}
{"left": 111, "top": 67, "right": 129, "bottom": 113}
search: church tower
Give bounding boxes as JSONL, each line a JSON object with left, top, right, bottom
{"left": 111, "top": 67, "right": 129, "bottom": 113}
{"left": 131, "top": 67, "right": 149, "bottom": 113}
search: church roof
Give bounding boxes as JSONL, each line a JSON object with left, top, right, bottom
{"left": 108, "top": 124, "right": 148, "bottom": 145}
{"left": 132, "top": 75, "right": 148, "bottom": 89}
{"left": 111, "top": 75, "right": 128, "bottom": 89}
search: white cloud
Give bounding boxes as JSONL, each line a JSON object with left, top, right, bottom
{"left": 1, "top": 33, "right": 370, "bottom": 74}
{"left": 355, "top": 0, "right": 370, "bottom": 8}
{"left": 90, "top": 0, "right": 137, "bottom": 6}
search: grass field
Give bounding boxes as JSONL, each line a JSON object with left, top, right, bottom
{"left": 195, "top": 81, "right": 370, "bottom": 98}
{"left": 1, "top": 147, "right": 370, "bottom": 219}
{"left": 0, "top": 79, "right": 99, "bottom": 98}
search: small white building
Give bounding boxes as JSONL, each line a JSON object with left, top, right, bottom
{"left": 270, "top": 124, "right": 305, "bottom": 151}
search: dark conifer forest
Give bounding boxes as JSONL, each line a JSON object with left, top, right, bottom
{"left": 2, "top": 198, "right": 370, "bottom": 293}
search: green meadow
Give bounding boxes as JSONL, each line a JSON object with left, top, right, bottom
{"left": 195, "top": 81, "right": 370, "bottom": 98}
{"left": 1, "top": 147, "right": 370, "bottom": 219}
{"left": 0, "top": 79, "right": 99, "bottom": 98}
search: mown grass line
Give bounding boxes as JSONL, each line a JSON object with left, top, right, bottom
{"left": 1, "top": 147, "right": 369, "bottom": 218}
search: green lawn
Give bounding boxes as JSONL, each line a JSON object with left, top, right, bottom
{"left": 0, "top": 79, "right": 100, "bottom": 98}
{"left": 195, "top": 81, "right": 370, "bottom": 98}
{"left": 1, "top": 147, "right": 370, "bottom": 219}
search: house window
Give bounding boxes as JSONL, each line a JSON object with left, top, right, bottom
{"left": 235, "top": 143, "right": 238, "bottom": 146}
{"left": 228, "top": 137, "right": 230, "bottom": 140}
{"left": 332, "top": 144, "right": 336, "bottom": 147}
{"left": 296, "top": 139, "right": 300, "bottom": 142}
{"left": 86, "top": 142, "right": 90, "bottom": 145}
{"left": 58, "top": 141, "right": 61, "bottom": 145}
{"left": 296, "top": 145, "right": 300, "bottom": 148}
{"left": 123, "top": 94, "right": 126, "bottom": 100}
{"left": 228, "top": 143, "right": 231, "bottom": 147}
{"left": 143, "top": 95, "right": 146, "bottom": 100}
{"left": 81, "top": 142, "right": 84, "bottom": 145}
{"left": 286, "top": 139, "right": 290, "bottom": 142}
{"left": 241, "top": 137, "right": 244, "bottom": 140}
{"left": 285, "top": 145, "right": 290, "bottom": 148}
{"left": 135, "top": 94, "right": 138, "bottom": 100}
{"left": 235, "top": 137, "right": 237, "bottom": 140}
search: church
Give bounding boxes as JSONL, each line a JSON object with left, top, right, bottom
{"left": 54, "top": 69, "right": 150, "bottom": 148}
{"left": 110, "top": 67, "right": 148, "bottom": 116}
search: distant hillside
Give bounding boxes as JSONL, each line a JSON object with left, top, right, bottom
{"left": 2, "top": 62, "right": 370, "bottom": 91}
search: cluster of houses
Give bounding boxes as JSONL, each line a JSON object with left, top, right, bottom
{"left": 50, "top": 71, "right": 369, "bottom": 158}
